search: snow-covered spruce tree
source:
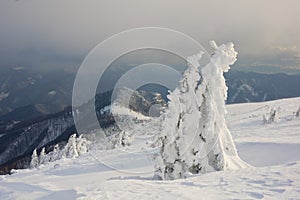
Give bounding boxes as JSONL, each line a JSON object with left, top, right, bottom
{"left": 61, "top": 134, "right": 90, "bottom": 158}
{"left": 111, "top": 130, "right": 132, "bottom": 148}
{"left": 48, "top": 144, "right": 62, "bottom": 162}
{"left": 154, "top": 52, "right": 205, "bottom": 180}
{"left": 76, "top": 135, "right": 89, "bottom": 155}
{"left": 154, "top": 41, "right": 247, "bottom": 180}
{"left": 39, "top": 147, "right": 50, "bottom": 165}
{"left": 63, "top": 134, "right": 79, "bottom": 158}
{"left": 196, "top": 41, "right": 247, "bottom": 172}
{"left": 30, "top": 149, "right": 39, "bottom": 168}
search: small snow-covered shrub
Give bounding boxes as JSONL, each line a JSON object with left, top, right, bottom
{"left": 263, "top": 108, "right": 279, "bottom": 124}
{"left": 110, "top": 130, "right": 133, "bottom": 148}
{"left": 84, "top": 125, "right": 134, "bottom": 150}
{"left": 296, "top": 107, "right": 300, "bottom": 118}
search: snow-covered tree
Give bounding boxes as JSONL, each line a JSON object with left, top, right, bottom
{"left": 49, "top": 144, "right": 62, "bottom": 162}
{"left": 154, "top": 41, "right": 247, "bottom": 180}
{"left": 153, "top": 89, "right": 186, "bottom": 180}
{"left": 63, "top": 134, "right": 79, "bottom": 158}
{"left": 111, "top": 130, "right": 133, "bottom": 148}
{"left": 30, "top": 149, "right": 39, "bottom": 168}
{"left": 154, "top": 52, "right": 204, "bottom": 180}
{"left": 195, "top": 41, "right": 247, "bottom": 172}
{"left": 76, "top": 135, "right": 89, "bottom": 155}
{"left": 50, "top": 134, "right": 89, "bottom": 159}
{"left": 39, "top": 147, "right": 49, "bottom": 165}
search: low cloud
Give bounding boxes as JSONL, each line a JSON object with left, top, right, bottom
{"left": 0, "top": 0, "right": 300, "bottom": 73}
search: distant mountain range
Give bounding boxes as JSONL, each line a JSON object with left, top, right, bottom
{"left": 0, "top": 68, "right": 299, "bottom": 122}
{"left": 225, "top": 71, "right": 300, "bottom": 104}
{"left": 0, "top": 68, "right": 74, "bottom": 117}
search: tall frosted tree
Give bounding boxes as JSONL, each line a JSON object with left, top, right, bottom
{"left": 30, "top": 149, "right": 39, "bottom": 168}
{"left": 154, "top": 41, "right": 247, "bottom": 180}
{"left": 154, "top": 52, "right": 205, "bottom": 180}
{"left": 63, "top": 134, "right": 79, "bottom": 158}
{"left": 196, "top": 41, "right": 247, "bottom": 172}
{"left": 39, "top": 147, "right": 47, "bottom": 165}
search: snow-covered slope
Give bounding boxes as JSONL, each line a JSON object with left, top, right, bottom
{"left": 0, "top": 97, "right": 300, "bottom": 199}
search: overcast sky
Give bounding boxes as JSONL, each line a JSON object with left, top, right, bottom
{"left": 1, "top": 0, "right": 300, "bottom": 73}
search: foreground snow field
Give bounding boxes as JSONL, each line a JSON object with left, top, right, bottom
{"left": 0, "top": 97, "right": 300, "bottom": 199}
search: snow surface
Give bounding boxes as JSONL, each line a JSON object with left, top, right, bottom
{"left": 0, "top": 97, "right": 300, "bottom": 199}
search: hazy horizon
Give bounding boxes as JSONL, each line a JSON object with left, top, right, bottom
{"left": 1, "top": 0, "right": 300, "bottom": 74}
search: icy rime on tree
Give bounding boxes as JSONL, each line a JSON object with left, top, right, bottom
{"left": 154, "top": 41, "right": 247, "bottom": 180}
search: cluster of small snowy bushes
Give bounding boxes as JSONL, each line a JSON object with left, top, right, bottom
{"left": 262, "top": 106, "right": 300, "bottom": 124}
{"left": 30, "top": 121, "right": 137, "bottom": 169}
{"left": 84, "top": 125, "right": 134, "bottom": 150}
{"left": 30, "top": 134, "right": 89, "bottom": 168}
